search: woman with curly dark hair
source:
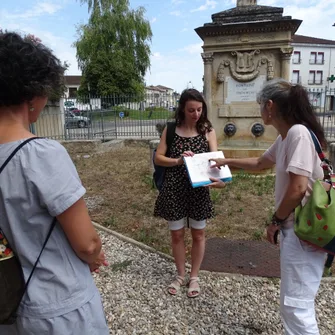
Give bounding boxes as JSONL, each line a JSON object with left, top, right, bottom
{"left": 154, "top": 88, "right": 225, "bottom": 298}
{"left": 0, "top": 32, "right": 109, "bottom": 334}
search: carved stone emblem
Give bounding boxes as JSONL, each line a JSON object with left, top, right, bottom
{"left": 233, "top": 50, "right": 259, "bottom": 73}
{"left": 217, "top": 50, "right": 274, "bottom": 82}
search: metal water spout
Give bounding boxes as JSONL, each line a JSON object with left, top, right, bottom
{"left": 236, "top": 0, "right": 257, "bottom": 6}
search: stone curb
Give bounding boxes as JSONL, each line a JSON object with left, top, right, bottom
{"left": 93, "top": 221, "right": 335, "bottom": 282}
{"left": 93, "top": 221, "right": 190, "bottom": 269}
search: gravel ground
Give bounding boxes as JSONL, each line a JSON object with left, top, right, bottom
{"left": 93, "top": 229, "right": 335, "bottom": 335}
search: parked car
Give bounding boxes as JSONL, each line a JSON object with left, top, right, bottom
{"left": 67, "top": 107, "right": 82, "bottom": 115}
{"left": 65, "top": 111, "right": 90, "bottom": 128}
{"left": 64, "top": 100, "right": 75, "bottom": 108}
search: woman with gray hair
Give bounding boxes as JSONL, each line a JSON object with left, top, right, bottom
{"left": 210, "top": 79, "right": 327, "bottom": 334}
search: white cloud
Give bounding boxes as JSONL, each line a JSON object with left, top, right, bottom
{"left": 281, "top": 0, "right": 335, "bottom": 40}
{"left": 191, "top": 0, "right": 217, "bottom": 12}
{"left": 179, "top": 42, "right": 203, "bottom": 54}
{"left": 146, "top": 51, "right": 204, "bottom": 93}
{"left": 151, "top": 17, "right": 157, "bottom": 23}
{"left": 1, "top": 1, "right": 62, "bottom": 19}
{"left": 170, "top": 10, "right": 181, "bottom": 16}
{"left": 0, "top": 2, "right": 79, "bottom": 75}
{"left": 181, "top": 28, "right": 188, "bottom": 32}
{"left": 171, "top": 0, "right": 185, "bottom": 4}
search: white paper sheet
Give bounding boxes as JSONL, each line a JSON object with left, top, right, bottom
{"left": 183, "top": 151, "right": 232, "bottom": 188}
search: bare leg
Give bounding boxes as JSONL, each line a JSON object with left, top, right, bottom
{"left": 169, "top": 228, "right": 186, "bottom": 294}
{"left": 189, "top": 228, "right": 205, "bottom": 296}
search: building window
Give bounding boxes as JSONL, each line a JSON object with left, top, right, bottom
{"left": 68, "top": 87, "right": 78, "bottom": 98}
{"left": 308, "top": 71, "right": 315, "bottom": 84}
{"left": 292, "top": 51, "right": 301, "bottom": 64}
{"left": 316, "top": 52, "right": 324, "bottom": 64}
{"left": 310, "top": 52, "right": 317, "bottom": 64}
{"left": 292, "top": 70, "right": 300, "bottom": 84}
{"left": 315, "top": 71, "right": 323, "bottom": 84}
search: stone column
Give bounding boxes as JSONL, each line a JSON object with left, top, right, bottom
{"left": 280, "top": 47, "right": 293, "bottom": 80}
{"left": 237, "top": 0, "right": 257, "bottom": 6}
{"left": 201, "top": 52, "right": 214, "bottom": 119}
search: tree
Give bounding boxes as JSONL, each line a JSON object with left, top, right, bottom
{"left": 75, "top": 0, "right": 152, "bottom": 96}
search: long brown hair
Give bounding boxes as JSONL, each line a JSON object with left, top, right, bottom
{"left": 175, "top": 88, "right": 212, "bottom": 135}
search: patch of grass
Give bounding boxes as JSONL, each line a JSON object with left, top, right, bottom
{"left": 252, "top": 229, "right": 264, "bottom": 240}
{"left": 111, "top": 260, "right": 132, "bottom": 272}
{"left": 210, "top": 189, "right": 221, "bottom": 204}
{"left": 92, "top": 107, "right": 172, "bottom": 121}
{"left": 71, "top": 143, "right": 277, "bottom": 260}
{"left": 142, "top": 174, "right": 154, "bottom": 188}
{"left": 135, "top": 227, "right": 159, "bottom": 245}
{"left": 104, "top": 216, "right": 117, "bottom": 229}
{"left": 128, "top": 108, "right": 172, "bottom": 120}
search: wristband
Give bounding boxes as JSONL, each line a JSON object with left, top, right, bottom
{"left": 271, "top": 213, "right": 287, "bottom": 226}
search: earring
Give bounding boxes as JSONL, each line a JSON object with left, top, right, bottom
{"left": 268, "top": 113, "right": 271, "bottom": 119}
{"left": 29, "top": 106, "right": 35, "bottom": 112}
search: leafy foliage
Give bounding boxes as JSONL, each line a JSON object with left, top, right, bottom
{"left": 76, "top": 0, "right": 152, "bottom": 96}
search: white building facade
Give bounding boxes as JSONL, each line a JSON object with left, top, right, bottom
{"left": 290, "top": 35, "right": 335, "bottom": 111}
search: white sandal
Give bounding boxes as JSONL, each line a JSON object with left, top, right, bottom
{"left": 167, "top": 275, "right": 185, "bottom": 295}
{"left": 187, "top": 277, "right": 200, "bottom": 298}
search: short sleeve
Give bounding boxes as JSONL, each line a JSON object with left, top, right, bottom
{"left": 262, "top": 136, "right": 279, "bottom": 163}
{"left": 27, "top": 140, "right": 86, "bottom": 217}
{"left": 286, "top": 126, "right": 316, "bottom": 177}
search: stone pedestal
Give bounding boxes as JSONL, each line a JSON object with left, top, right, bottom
{"left": 196, "top": 1, "right": 302, "bottom": 157}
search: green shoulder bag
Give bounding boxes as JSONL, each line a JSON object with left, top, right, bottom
{"left": 294, "top": 130, "right": 335, "bottom": 255}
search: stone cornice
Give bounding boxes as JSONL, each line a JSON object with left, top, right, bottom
{"left": 195, "top": 20, "right": 302, "bottom": 40}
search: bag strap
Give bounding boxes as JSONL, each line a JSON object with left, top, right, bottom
{"left": 307, "top": 129, "right": 327, "bottom": 162}
{"left": 24, "top": 218, "right": 56, "bottom": 291}
{"left": 165, "top": 122, "right": 176, "bottom": 157}
{"left": 0, "top": 137, "right": 40, "bottom": 173}
{"left": 308, "top": 129, "right": 334, "bottom": 184}
{"left": 0, "top": 137, "right": 56, "bottom": 294}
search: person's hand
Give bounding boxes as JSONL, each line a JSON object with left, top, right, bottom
{"left": 181, "top": 151, "right": 194, "bottom": 157}
{"left": 176, "top": 151, "right": 194, "bottom": 165}
{"left": 89, "top": 250, "right": 108, "bottom": 273}
{"left": 205, "top": 177, "right": 226, "bottom": 188}
{"left": 267, "top": 224, "right": 280, "bottom": 245}
{"left": 208, "top": 158, "right": 229, "bottom": 169}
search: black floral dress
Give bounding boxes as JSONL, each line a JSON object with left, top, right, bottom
{"left": 154, "top": 133, "right": 214, "bottom": 221}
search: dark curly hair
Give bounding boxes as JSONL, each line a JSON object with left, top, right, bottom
{"left": 0, "top": 32, "right": 65, "bottom": 107}
{"left": 175, "top": 88, "right": 212, "bottom": 135}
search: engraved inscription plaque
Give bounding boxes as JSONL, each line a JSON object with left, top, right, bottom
{"left": 225, "top": 75, "right": 266, "bottom": 104}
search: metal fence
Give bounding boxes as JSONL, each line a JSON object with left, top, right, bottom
{"left": 33, "top": 88, "right": 335, "bottom": 141}
{"left": 34, "top": 93, "right": 177, "bottom": 141}
{"left": 308, "top": 87, "right": 335, "bottom": 141}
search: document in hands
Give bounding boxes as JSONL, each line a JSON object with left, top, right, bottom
{"left": 183, "top": 151, "right": 232, "bottom": 188}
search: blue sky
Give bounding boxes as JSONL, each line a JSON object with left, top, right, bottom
{"left": 1, "top": 0, "right": 335, "bottom": 93}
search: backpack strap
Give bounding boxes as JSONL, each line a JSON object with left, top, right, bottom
{"left": 24, "top": 218, "right": 56, "bottom": 292}
{"left": 0, "top": 137, "right": 40, "bottom": 173}
{"left": 0, "top": 137, "right": 56, "bottom": 296}
{"left": 165, "top": 122, "right": 176, "bottom": 157}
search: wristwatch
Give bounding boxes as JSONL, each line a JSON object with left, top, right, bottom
{"left": 271, "top": 213, "right": 286, "bottom": 226}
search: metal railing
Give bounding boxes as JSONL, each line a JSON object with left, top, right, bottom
{"left": 33, "top": 88, "right": 335, "bottom": 141}
{"left": 34, "top": 93, "right": 178, "bottom": 141}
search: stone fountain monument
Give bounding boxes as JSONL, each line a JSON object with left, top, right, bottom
{"left": 195, "top": 0, "right": 302, "bottom": 158}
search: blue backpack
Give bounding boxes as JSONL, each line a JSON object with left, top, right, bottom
{"left": 153, "top": 122, "right": 176, "bottom": 191}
